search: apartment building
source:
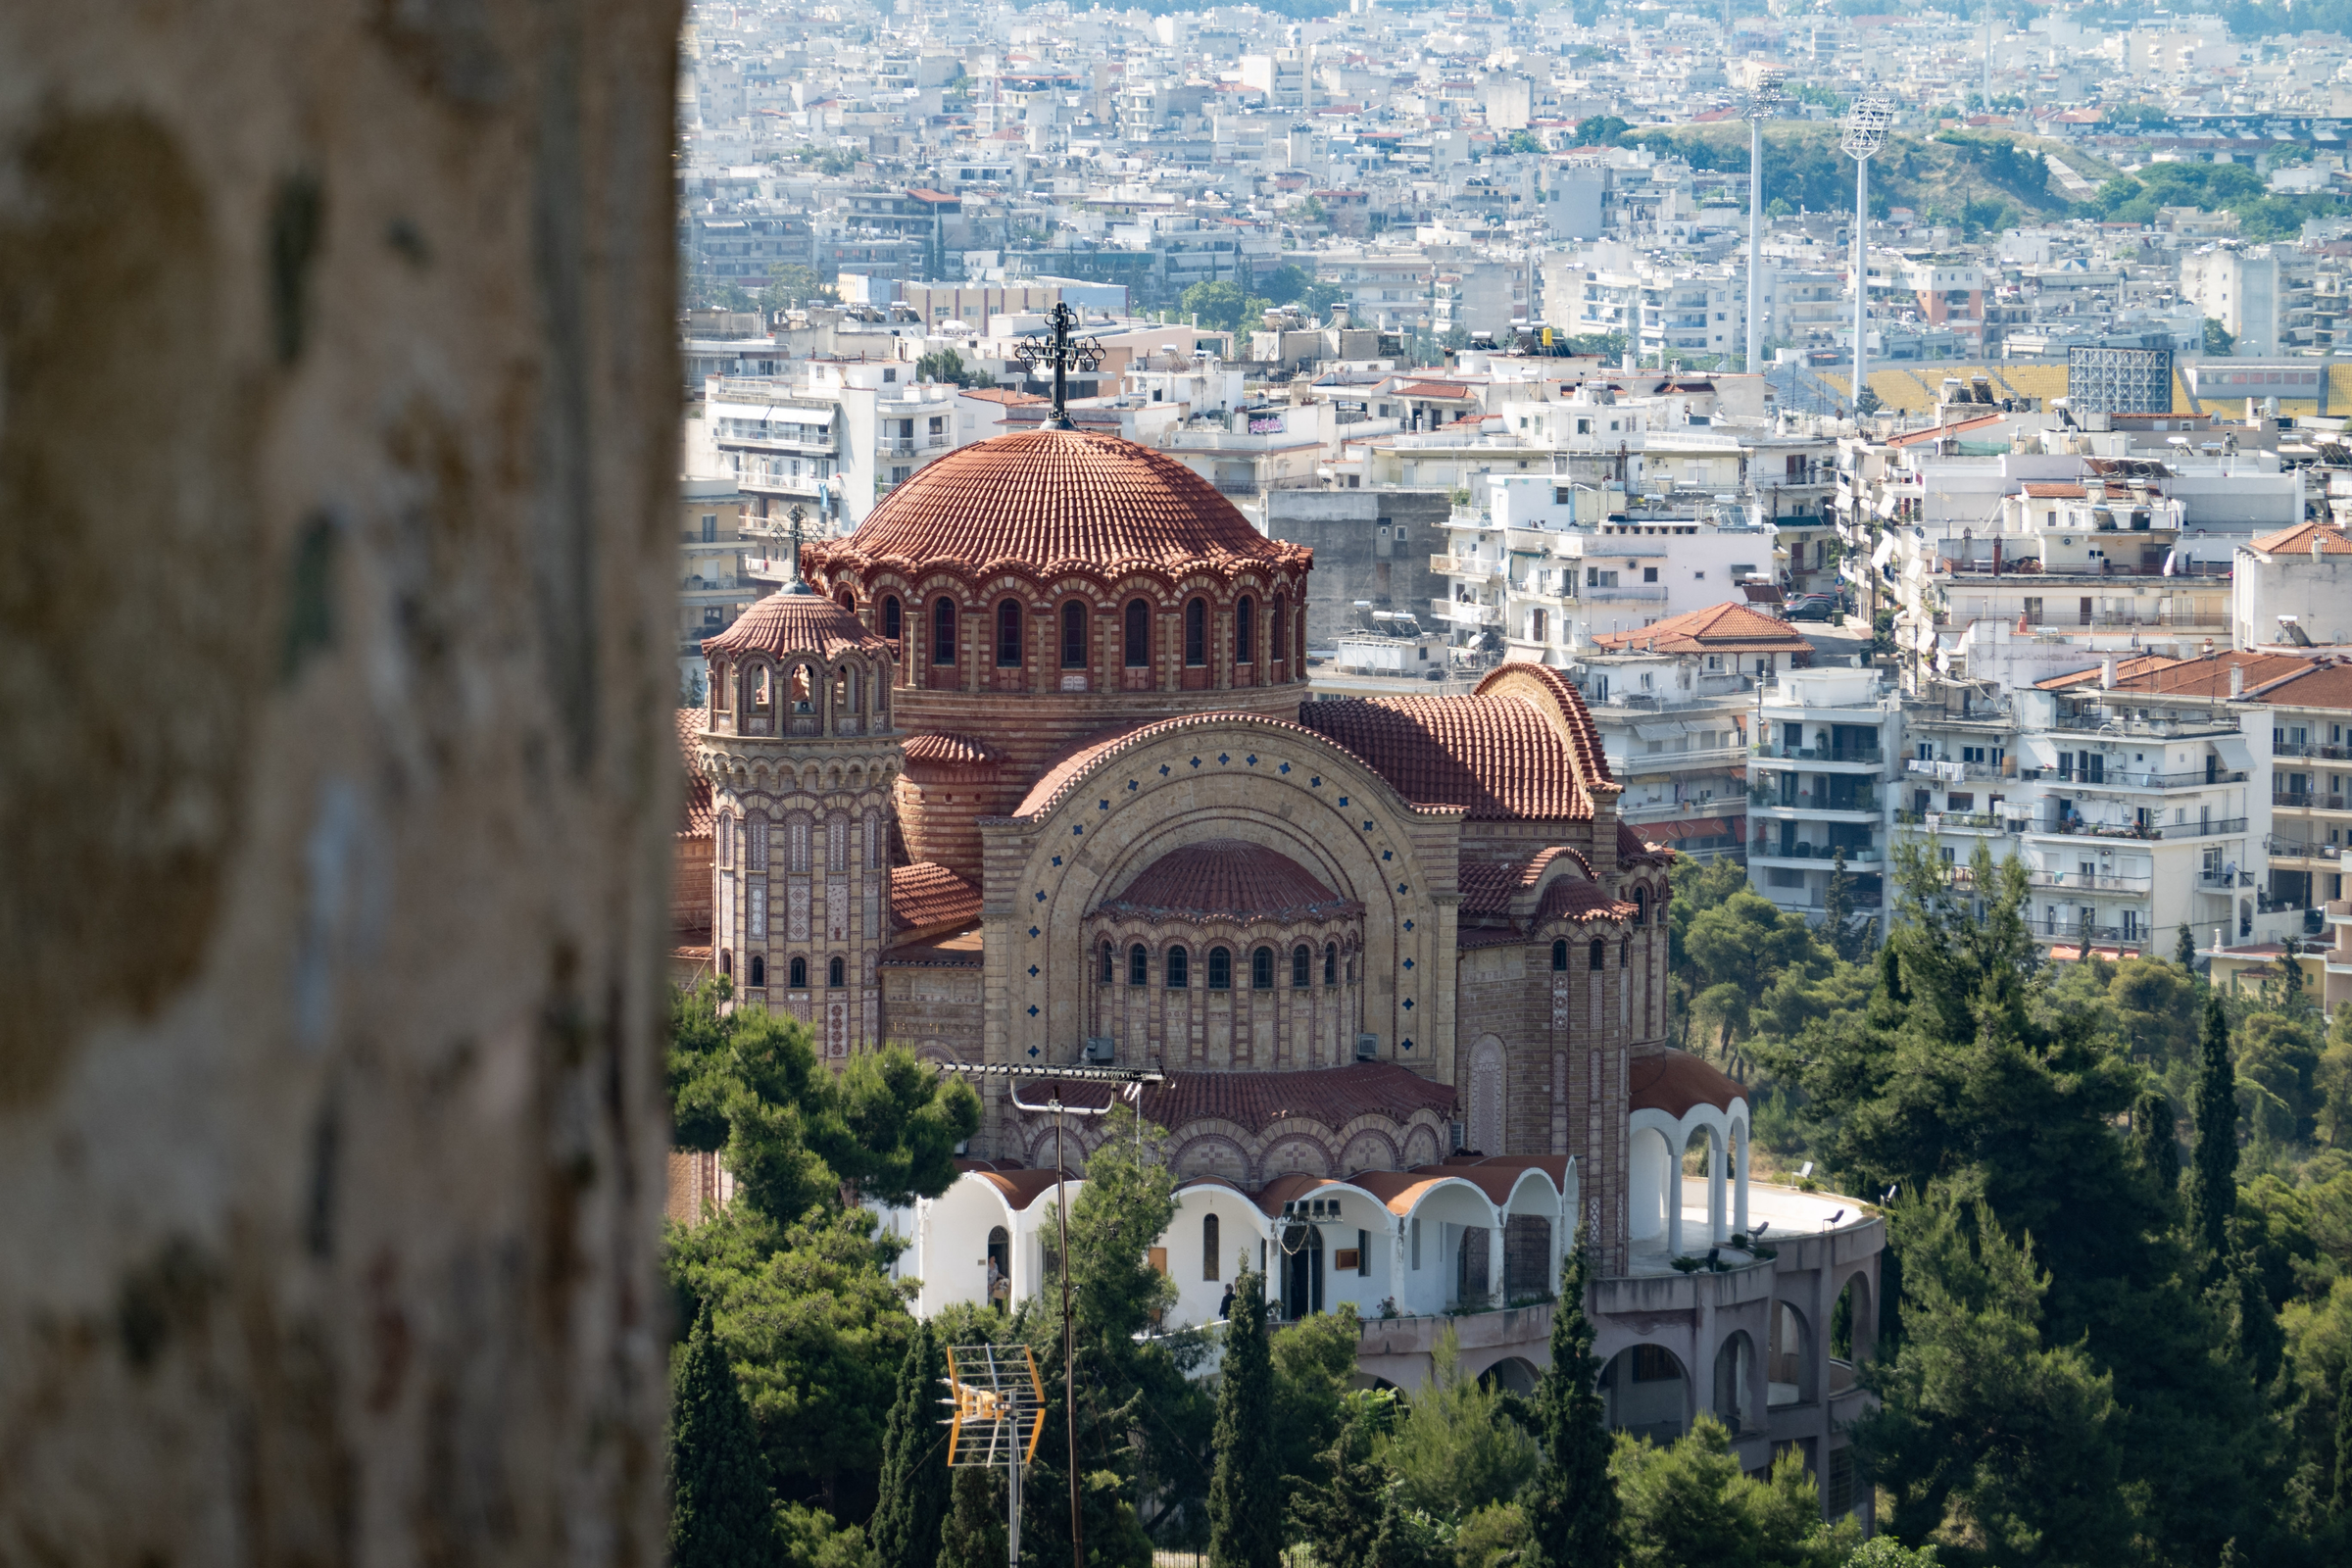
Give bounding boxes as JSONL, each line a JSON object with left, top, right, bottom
{"left": 2233, "top": 519, "right": 2352, "bottom": 651}
{"left": 2249, "top": 660, "right": 2352, "bottom": 912}
{"left": 1748, "top": 663, "right": 1900, "bottom": 934}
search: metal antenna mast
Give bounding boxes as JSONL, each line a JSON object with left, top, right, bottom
{"left": 937, "top": 1060, "right": 1166, "bottom": 1568}
{"left": 1839, "top": 97, "right": 1893, "bottom": 423}
{"left": 1743, "top": 71, "right": 1785, "bottom": 375}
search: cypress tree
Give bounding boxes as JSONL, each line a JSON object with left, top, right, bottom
{"left": 1824, "top": 848, "right": 1855, "bottom": 960}
{"left": 936, "top": 1465, "right": 1006, "bottom": 1568}
{"left": 2334, "top": 1359, "right": 2352, "bottom": 1519}
{"left": 1208, "top": 1260, "right": 1281, "bottom": 1568}
{"left": 668, "top": 1307, "right": 777, "bottom": 1568}
{"left": 2131, "top": 1088, "right": 2180, "bottom": 1215}
{"left": 2179, "top": 921, "right": 2199, "bottom": 972}
{"left": 873, "top": 1320, "right": 951, "bottom": 1568}
{"left": 1522, "top": 1225, "right": 1620, "bottom": 1568}
{"left": 2190, "top": 992, "right": 2238, "bottom": 1268}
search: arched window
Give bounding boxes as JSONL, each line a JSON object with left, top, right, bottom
{"left": 1207, "top": 947, "right": 1232, "bottom": 990}
{"left": 1184, "top": 598, "right": 1207, "bottom": 666}
{"left": 1166, "top": 947, "right": 1190, "bottom": 988}
{"left": 1589, "top": 940, "right": 1606, "bottom": 971}
{"left": 789, "top": 956, "right": 808, "bottom": 988}
{"left": 1324, "top": 943, "right": 1338, "bottom": 986}
{"left": 1292, "top": 945, "right": 1311, "bottom": 988}
{"left": 789, "top": 662, "right": 814, "bottom": 713}
{"left": 1126, "top": 944, "right": 1148, "bottom": 986}
{"left": 1100, "top": 942, "right": 1114, "bottom": 983}
{"left": 1202, "top": 1213, "right": 1221, "bottom": 1281}
{"left": 717, "top": 813, "right": 733, "bottom": 868}
{"left": 1620, "top": 939, "right": 1630, "bottom": 968}
{"left": 882, "top": 595, "right": 903, "bottom": 641}
{"left": 836, "top": 589, "right": 857, "bottom": 614}
{"left": 1124, "top": 600, "right": 1151, "bottom": 667}
{"left": 1061, "top": 603, "right": 1088, "bottom": 668}
{"left": 1251, "top": 946, "right": 1274, "bottom": 989}
{"left": 829, "top": 956, "right": 846, "bottom": 987}
{"left": 750, "top": 664, "right": 772, "bottom": 712}
{"left": 749, "top": 955, "right": 765, "bottom": 987}
{"left": 719, "top": 950, "right": 732, "bottom": 976}
{"left": 712, "top": 662, "right": 731, "bottom": 710}
{"left": 1271, "top": 594, "right": 1288, "bottom": 663}
{"left": 931, "top": 597, "right": 956, "bottom": 665}
{"left": 1551, "top": 939, "right": 1568, "bottom": 971}
{"left": 1633, "top": 886, "right": 1649, "bottom": 926}
{"left": 1234, "top": 596, "right": 1254, "bottom": 666}
{"left": 996, "top": 601, "right": 1023, "bottom": 667}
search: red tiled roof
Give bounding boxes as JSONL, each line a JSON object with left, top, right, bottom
{"left": 1014, "top": 1062, "right": 1454, "bottom": 1137}
{"left": 1589, "top": 600, "right": 1813, "bottom": 655}
{"left": 2039, "top": 650, "right": 2314, "bottom": 697}
{"left": 677, "top": 709, "right": 713, "bottom": 839}
{"left": 1537, "top": 875, "right": 1634, "bottom": 923}
{"left": 2250, "top": 661, "right": 2352, "bottom": 707}
{"left": 1098, "top": 840, "right": 1357, "bottom": 922}
{"left": 1457, "top": 859, "right": 1525, "bottom": 920}
{"left": 1627, "top": 1050, "right": 1748, "bottom": 1116}
{"left": 804, "top": 428, "right": 1308, "bottom": 582}
{"left": 701, "top": 588, "right": 891, "bottom": 663}
{"left": 2250, "top": 520, "right": 2352, "bottom": 556}
{"left": 891, "top": 862, "right": 982, "bottom": 932}
{"left": 1393, "top": 379, "right": 1475, "bottom": 398}
{"left": 1641, "top": 814, "right": 1732, "bottom": 843}
{"left": 904, "top": 732, "right": 999, "bottom": 768}
{"left": 1296, "top": 694, "right": 1593, "bottom": 820}
{"left": 2021, "top": 482, "right": 2088, "bottom": 499}
{"left": 1886, "top": 413, "right": 2007, "bottom": 448}
{"left": 1619, "top": 818, "right": 1672, "bottom": 867}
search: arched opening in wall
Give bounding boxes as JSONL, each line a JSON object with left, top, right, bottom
{"left": 831, "top": 663, "right": 858, "bottom": 731}
{"left": 995, "top": 601, "right": 1023, "bottom": 667}
{"left": 788, "top": 956, "right": 808, "bottom": 989}
{"left": 1501, "top": 1214, "right": 1550, "bottom": 1300}
{"left": 1478, "top": 1356, "right": 1542, "bottom": 1396}
{"left": 1768, "top": 1300, "right": 1811, "bottom": 1407}
{"left": 1129, "top": 944, "right": 1149, "bottom": 986}
{"left": 1831, "top": 1271, "right": 1875, "bottom": 1386}
{"left": 786, "top": 662, "right": 817, "bottom": 735}
{"left": 1683, "top": 1123, "right": 1719, "bottom": 1240}
{"left": 1600, "top": 1345, "right": 1688, "bottom": 1445}
{"left": 1588, "top": 939, "right": 1606, "bottom": 970}
{"left": 1202, "top": 1212, "right": 1221, "bottom": 1281}
{"left": 1453, "top": 1225, "right": 1492, "bottom": 1307}
{"left": 747, "top": 662, "right": 772, "bottom": 733}
{"left": 1123, "top": 599, "right": 1151, "bottom": 670}
{"left": 828, "top": 956, "right": 846, "bottom": 987}
{"left": 1632, "top": 886, "right": 1649, "bottom": 926}
{"left": 1292, "top": 944, "right": 1311, "bottom": 988}
{"left": 1629, "top": 1126, "right": 1673, "bottom": 1244}
{"left": 835, "top": 589, "right": 856, "bottom": 615}
{"left": 1271, "top": 593, "right": 1288, "bottom": 671}
{"left": 1551, "top": 939, "right": 1567, "bottom": 971}
{"left": 1251, "top": 946, "right": 1274, "bottom": 990}
{"left": 1183, "top": 598, "right": 1207, "bottom": 666}
{"left": 1467, "top": 1036, "right": 1504, "bottom": 1155}
{"left": 1060, "top": 602, "right": 1087, "bottom": 670}
{"left": 931, "top": 596, "right": 956, "bottom": 671}
{"left": 718, "top": 950, "right": 732, "bottom": 977}
{"left": 1206, "top": 947, "right": 1232, "bottom": 990}
{"left": 712, "top": 660, "right": 731, "bottom": 714}
{"left": 1279, "top": 1218, "right": 1324, "bottom": 1320}
{"left": 1323, "top": 943, "right": 1338, "bottom": 986}
{"left": 1234, "top": 595, "right": 1254, "bottom": 673}
{"left": 1166, "top": 947, "right": 1190, "bottom": 988}
{"left": 749, "top": 955, "right": 765, "bottom": 988}
{"left": 986, "top": 1226, "right": 1011, "bottom": 1307}
{"left": 1712, "top": 1331, "right": 1756, "bottom": 1437}
{"left": 882, "top": 595, "right": 902, "bottom": 643}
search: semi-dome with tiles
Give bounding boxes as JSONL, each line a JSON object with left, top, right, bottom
{"left": 1096, "top": 840, "right": 1361, "bottom": 923}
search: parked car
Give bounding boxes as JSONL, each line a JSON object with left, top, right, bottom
{"left": 1785, "top": 598, "right": 1838, "bottom": 622}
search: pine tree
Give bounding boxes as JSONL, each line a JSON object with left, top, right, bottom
{"left": 1287, "top": 1423, "right": 1387, "bottom": 1568}
{"left": 669, "top": 1307, "right": 777, "bottom": 1568}
{"left": 2190, "top": 992, "right": 2238, "bottom": 1269}
{"left": 1523, "top": 1225, "right": 1620, "bottom": 1568}
{"left": 935, "top": 1465, "right": 1006, "bottom": 1568}
{"left": 873, "top": 1320, "right": 951, "bottom": 1568}
{"left": 1208, "top": 1260, "right": 1281, "bottom": 1568}
{"left": 1824, "top": 848, "right": 1856, "bottom": 960}
{"left": 2283, "top": 937, "right": 2307, "bottom": 1010}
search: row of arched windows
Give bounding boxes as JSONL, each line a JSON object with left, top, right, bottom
{"left": 1553, "top": 938, "right": 1634, "bottom": 972}
{"left": 1099, "top": 941, "right": 1342, "bottom": 991}
{"left": 722, "top": 952, "right": 852, "bottom": 989}
{"left": 912, "top": 593, "right": 1296, "bottom": 671}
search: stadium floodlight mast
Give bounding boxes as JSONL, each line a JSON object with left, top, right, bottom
{"left": 1743, "top": 70, "right": 1785, "bottom": 374}
{"left": 1839, "top": 96, "right": 1894, "bottom": 421}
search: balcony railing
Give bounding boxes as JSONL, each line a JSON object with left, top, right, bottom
{"left": 1756, "top": 789, "right": 1879, "bottom": 811}
{"left": 2020, "top": 766, "right": 2248, "bottom": 789}
{"left": 1752, "top": 743, "right": 1884, "bottom": 765}
{"left": 2275, "top": 791, "right": 2351, "bottom": 810}
{"left": 2269, "top": 835, "right": 2342, "bottom": 858}
{"left": 2198, "top": 870, "right": 2256, "bottom": 890}
{"left": 2275, "top": 741, "right": 2352, "bottom": 760}
{"left": 2036, "top": 816, "right": 2248, "bottom": 841}
{"left": 2035, "top": 920, "right": 2151, "bottom": 945}
{"left": 1893, "top": 809, "right": 2003, "bottom": 829}
{"left": 2027, "top": 868, "right": 2155, "bottom": 893}
{"left": 880, "top": 435, "right": 950, "bottom": 456}
{"left": 1430, "top": 598, "right": 1500, "bottom": 625}
{"left": 1751, "top": 841, "right": 1884, "bottom": 863}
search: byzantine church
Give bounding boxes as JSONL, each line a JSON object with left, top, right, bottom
{"left": 683, "top": 425, "right": 1749, "bottom": 1279}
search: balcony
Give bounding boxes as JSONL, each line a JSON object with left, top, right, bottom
{"left": 880, "top": 435, "right": 950, "bottom": 456}
{"left": 1892, "top": 809, "right": 2007, "bottom": 830}
{"left": 1753, "top": 787, "right": 1879, "bottom": 814}
{"left": 2275, "top": 791, "right": 2352, "bottom": 811}
{"left": 1749, "top": 841, "right": 1883, "bottom": 865}
{"left": 2198, "top": 870, "right": 2256, "bottom": 891}
{"left": 2034, "top": 920, "right": 2151, "bottom": 947}
{"left": 2019, "top": 766, "right": 2248, "bottom": 790}
{"left": 2027, "top": 868, "right": 2154, "bottom": 894}
{"left": 2275, "top": 741, "right": 2352, "bottom": 761}
{"left": 2034, "top": 816, "right": 2248, "bottom": 842}
{"left": 1575, "top": 583, "right": 1670, "bottom": 604}
{"left": 1431, "top": 598, "right": 1500, "bottom": 626}
{"left": 1752, "top": 743, "right": 1884, "bottom": 766}
{"left": 2268, "top": 835, "right": 2342, "bottom": 859}
{"left": 1432, "top": 554, "right": 1502, "bottom": 578}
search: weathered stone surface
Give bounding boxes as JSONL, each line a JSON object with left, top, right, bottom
{"left": 0, "top": 3, "right": 681, "bottom": 1564}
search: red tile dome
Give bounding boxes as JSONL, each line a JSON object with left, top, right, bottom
{"left": 701, "top": 588, "right": 890, "bottom": 662}
{"left": 1097, "top": 840, "right": 1359, "bottom": 923}
{"left": 805, "top": 429, "right": 1309, "bottom": 582}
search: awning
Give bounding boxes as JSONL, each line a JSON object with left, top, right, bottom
{"left": 1631, "top": 720, "right": 1686, "bottom": 741}
{"left": 2214, "top": 735, "right": 2253, "bottom": 771}
{"left": 1642, "top": 816, "right": 1735, "bottom": 843}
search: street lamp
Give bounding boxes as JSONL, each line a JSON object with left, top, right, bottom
{"left": 1839, "top": 97, "right": 1894, "bottom": 421}
{"left": 1743, "top": 71, "right": 1785, "bottom": 374}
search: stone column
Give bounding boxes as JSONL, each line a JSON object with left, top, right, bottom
{"left": 1708, "top": 1128, "right": 1728, "bottom": 1245}
{"left": 1486, "top": 1218, "right": 1505, "bottom": 1307}
{"left": 1666, "top": 1139, "right": 1684, "bottom": 1258}
{"left": 0, "top": 1, "right": 682, "bottom": 1561}
{"left": 1734, "top": 1123, "right": 1751, "bottom": 1237}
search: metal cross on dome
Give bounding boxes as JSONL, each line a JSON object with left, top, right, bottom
{"left": 1012, "top": 302, "right": 1104, "bottom": 431}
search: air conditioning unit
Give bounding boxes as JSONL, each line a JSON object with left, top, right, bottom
{"left": 1082, "top": 1037, "right": 1115, "bottom": 1064}
{"left": 1354, "top": 1032, "right": 1380, "bottom": 1061}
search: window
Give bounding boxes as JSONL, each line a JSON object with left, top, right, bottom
{"left": 1643, "top": 565, "right": 1658, "bottom": 583}
{"left": 1167, "top": 947, "right": 1191, "bottom": 988}
{"left": 1124, "top": 600, "right": 1151, "bottom": 666}
{"left": 1235, "top": 596, "right": 1254, "bottom": 664}
{"left": 997, "top": 602, "right": 1023, "bottom": 667}
{"left": 1061, "top": 602, "right": 1088, "bottom": 668}
{"left": 1184, "top": 598, "right": 1207, "bottom": 665}
{"left": 828, "top": 956, "right": 846, "bottom": 987}
{"left": 749, "top": 955, "right": 765, "bottom": 987}
{"left": 1324, "top": 943, "right": 1338, "bottom": 986}
{"left": 1207, "top": 947, "right": 1233, "bottom": 990}
{"left": 1589, "top": 940, "right": 1606, "bottom": 971}
{"left": 701, "top": 513, "right": 717, "bottom": 542}
{"left": 789, "top": 956, "right": 808, "bottom": 988}
{"left": 1292, "top": 944, "right": 1311, "bottom": 988}
{"left": 1620, "top": 940, "right": 1630, "bottom": 967}
{"left": 1251, "top": 946, "right": 1274, "bottom": 989}
{"left": 1101, "top": 942, "right": 1114, "bottom": 983}
{"left": 932, "top": 597, "right": 956, "bottom": 665}
{"left": 882, "top": 596, "right": 902, "bottom": 641}
{"left": 1632, "top": 887, "right": 1648, "bottom": 926}
{"left": 1129, "top": 944, "right": 1149, "bottom": 986}
{"left": 1271, "top": 594, "right": 1288, "bottom": 662}
{"left": 1552, "top": 939, "right": 1568, "bottom": 970}
{"left": 1203, "top": 1213, "right": 1221, "bottom": 1280}
{"left": 719, "top": 951, "right": 731, "bottom": 977}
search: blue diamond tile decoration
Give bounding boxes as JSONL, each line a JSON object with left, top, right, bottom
{"left": 1072, "top": 824, "right": 1083, "bottom": 836}
{"left": 1279, "top": 762, "right": 1291, "bottom": 775}
{"left": 1190, "top": 757, "right": 1201, "bottom": 769}
{"left": 1027, "top": 1045, "right": 1041, "bottom": 1057}
{"left": 1403, "top": 957, "right": 1415, "bottom": 970}
{"left": 1130, "top": 780, "right": 1141, "bottom": 790}
{"left": 1402, "top": 998, "right": 1415, "bottom": 1011}
{"left": 1246, "top": 755, "right": 1257, "bottom": 766}
{"left": 1338, "top": 796, "right": 1348, "bottom": 807}
{"left": 1052, "top": 855, "right": 1062, "bottom": 867}
{"left": 1363, "top": 821, "right": 1374, "bottom": 832}
{"left": 1100, "top": 800, "right": 1109, "bottom": 810}
{"left": 1396, "top": 883, "right": 1408, "bottom": 895}
{"left": 1027, "top": 1005, "right": 1040, "bottom": 1017}
{"left": 1400, "top": 1037, "right": 1414, "bottom": 1053}
{"left": 1310, "top": 776, "right": 1321, "bottom": 787}
{"left": 1382, "top": 850, "right": 1393, "bottom": 861}
{"left": 1028, "top": 926, "right": 1041, "bottom": 938}
{"left": 1217, "top": 753, "right": 1229, "bottom": 764}
{"left": 1403, "top": 919, "right": 1415, "bottom": 932}
{"left": 1159, "top": 765, "right": 1170, "bottom": 777}
{"left": 1028, "top": 965, "right": 1039, "bottom": 977}
{"left": 1036, "top": 890, "right": 1048, "bottom": 903}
